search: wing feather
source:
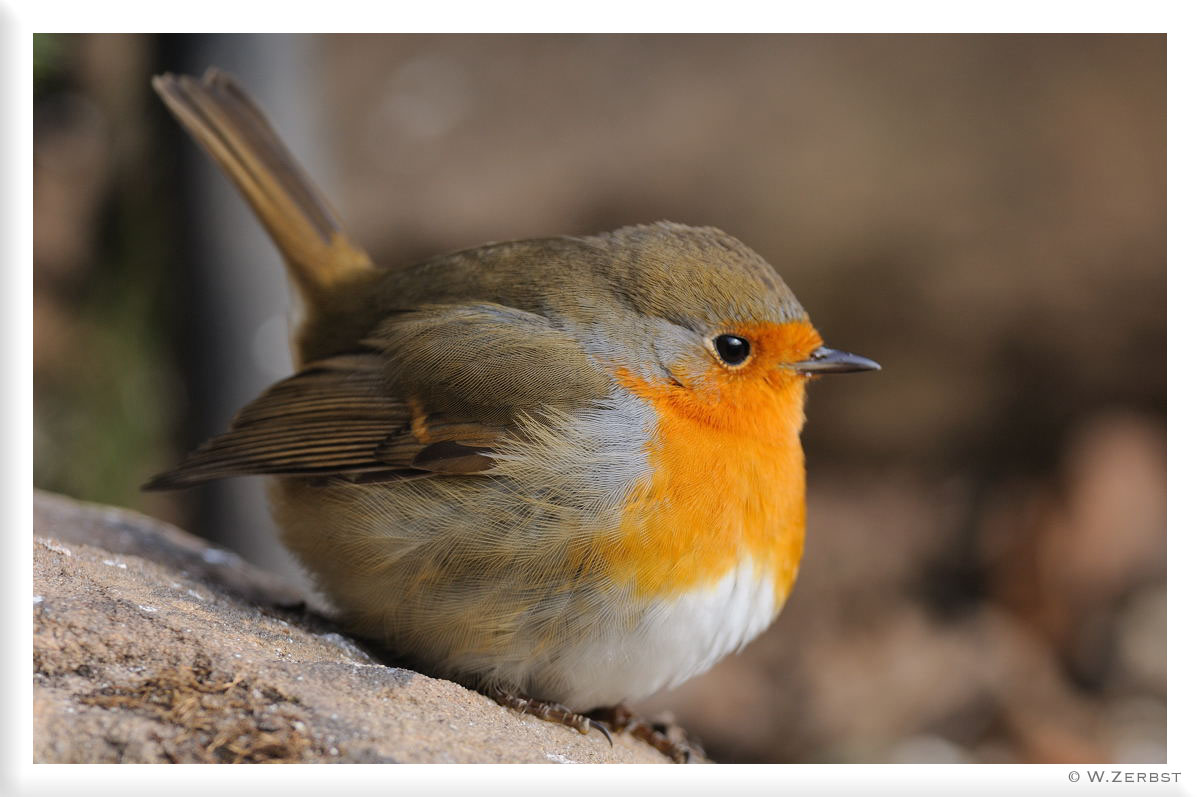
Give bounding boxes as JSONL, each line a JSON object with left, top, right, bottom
{"left": 145, "top": 303, "right": 611, "bottom": 491}
{"left": 144, "top": 353, "right": 500, "bottom": 489}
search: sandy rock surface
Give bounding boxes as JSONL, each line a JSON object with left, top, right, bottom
{"left": 32, "top": 490, "right": 671, "bottom": 764}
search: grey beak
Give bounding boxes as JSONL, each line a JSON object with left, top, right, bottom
{"left": 790, "top": 346, "right": 881, "bottom": 374}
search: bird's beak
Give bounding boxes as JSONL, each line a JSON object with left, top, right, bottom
{"left": 789, "top": 346, "right": 881, "bottom": 374}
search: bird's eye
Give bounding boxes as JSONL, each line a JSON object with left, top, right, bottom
{"left": 713, "top": 334, "right": 751, "bottom": 366}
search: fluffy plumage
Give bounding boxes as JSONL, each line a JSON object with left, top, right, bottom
{"left": 148, "top": 69, "right": 873, "bottom": 712}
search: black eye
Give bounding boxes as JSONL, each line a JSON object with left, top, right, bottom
{"left": 713, "top": 334, "right": 751, "bottom": 366}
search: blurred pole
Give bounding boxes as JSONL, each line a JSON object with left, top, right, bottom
{"left": 169, "top": 34, "right": 326, "bottom": 591}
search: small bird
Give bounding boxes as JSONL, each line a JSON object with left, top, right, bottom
{"left": 147, "top": 68, "right": 879, "bottom": 761}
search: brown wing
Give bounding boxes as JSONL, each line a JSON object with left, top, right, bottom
{"left": 143, "top": 353, "right": 500, "bottom": 490}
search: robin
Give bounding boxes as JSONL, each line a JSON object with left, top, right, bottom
{"left": 147, "top": 69, "right": 879, "bottom": 761}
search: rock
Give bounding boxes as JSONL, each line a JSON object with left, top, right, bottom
{"left": 32, "top": 490, "right": 673, "bottom": 763}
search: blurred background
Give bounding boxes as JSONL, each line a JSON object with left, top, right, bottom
{"left": 32, "top": 33, "right": 1165, "bottom": 763}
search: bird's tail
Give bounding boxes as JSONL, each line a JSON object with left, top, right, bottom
{"left": 152, "top": 68, "right": 373, "bottom": 308}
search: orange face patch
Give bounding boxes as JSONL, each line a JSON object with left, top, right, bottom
{"left": 584, "top": 320, "right": 823, "bottom": 608}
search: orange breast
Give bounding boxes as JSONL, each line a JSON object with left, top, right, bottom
{"left": 579, "top": 321, "right": 820, "bottom": 610}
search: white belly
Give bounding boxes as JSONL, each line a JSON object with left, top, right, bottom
{"left": 524, "top": 559, "right": 781, "bottom": 709}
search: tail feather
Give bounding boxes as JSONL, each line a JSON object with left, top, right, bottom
{"left": 152, "top": 68, "right": 373, "bottom": 305}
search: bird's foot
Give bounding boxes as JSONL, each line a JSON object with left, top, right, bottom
{"left": 486, "top": 685, "right": 613, "bottom": 746}
{"left": 588, "top": 704, "right": 703, "bottom": 763}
